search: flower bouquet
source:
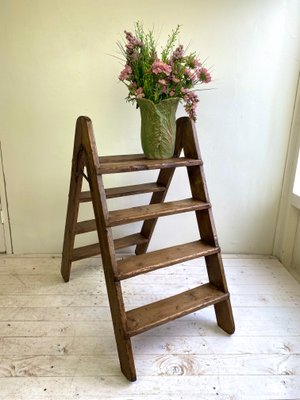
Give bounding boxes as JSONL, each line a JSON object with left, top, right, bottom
{"left": 118, "top": 22, "right": 211, "bottom": 159}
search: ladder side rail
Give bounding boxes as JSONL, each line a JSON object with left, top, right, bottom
{"left": 61, "top": 122, "right": 86, "bottom": 282}
{"left": 206, "top": 253, "right": 235, "bottom": 333}
{"left": 177, "top": 117, "right": 218, "bottom": 245}
{"left": 178, "top": 117, "right": 235, "bottom": 334}
{"left": 78, "top": 116, "right": 137, "bottom": 381}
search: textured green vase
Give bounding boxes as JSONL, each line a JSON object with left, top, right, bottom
{"left": 137, "top": 97, "right": 180, "bottom": 159}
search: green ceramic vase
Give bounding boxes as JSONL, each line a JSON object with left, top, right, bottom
{"left": 137, "top": 97, "right": 180, "bottom": 159}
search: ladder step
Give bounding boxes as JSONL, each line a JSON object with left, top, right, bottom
{"left": 79, "top": 191, "right": 93, "bottom": 202}
{"left": 79, "top": 182, "right": 166, "bottom": 203}
{"left": 99, "top": 154, "right": 145, "bottom": 163}
{"left": 97, "top": 156, "right": 202, "bottom": 174}
{"left": 116, "top": 240, "right": 219, "bottom": 281}
{"left": 76, "top": 219, "right": 96, "bottom": 234}
{"left": 108, "top": 198, "right": 210, "bottom": 227}
{"left": 72, "top": 243, "right": 101, "bottom": 260}
{"left": 71, "top": 233, "right": 148, "bottom": 261}
{"left": 77, "top": 199, "right": 209, "bottom": 232}
{"left": 126, "top": 283, "right": 228, "bottom": 337}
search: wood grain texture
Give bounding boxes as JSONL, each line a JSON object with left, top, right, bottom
{"left": 1, "top": 354, "right": 300, "bottom": 377}
{"left": 97, "top": 157, "right": 202, "bottom": 174}
{"left": 72, "top": 116, "right": 137, "bottom": 381}
{"left": 116, "top": 240, "right": 219, "bottom": 280}
{"left": 80, "top": 183, "right": 166, "bottom": 202}
{"left": 108, "top": 198, "right": 210, "bottom": 227}
{"left": 76, "top": 199, "right": 210, "bottom": 231}
{"left": 60, "top": 119, "right": 86, "bottom": 282}
{"left": 99, "top": 154, "right": 146, "bottom": 162}
{"left": 75, "top": 219, "right": 97, "bottom": 234}
{"left": 2, "top": 333, "right": 300, "bottom": 354}
{"left": 0, "top": 376, "right": 299, "bottom": 399}
{"left": 178, "top": 117, "right": 235, "bottom": 334}
{"left": 126, "top": 283, "right": 228, "bottom": 337}
{"left": 0, "top": 256, "right": 300, "bottom": 398}
{"left": 71, "top": 234, "right": 147, "bottom": 261}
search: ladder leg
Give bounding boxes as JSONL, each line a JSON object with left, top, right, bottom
{"left": 214, "top": 298, "right": 235, "bottom": 334}
{"left": 61, "top": 131, "right": 85, "bottom": 282}
{"left": 179, "top": 117, "right": 235, "bottom": 334}
{"left": 78, "top": 116, "right": 137, "bottom": 381}
{"left": 109, "top": 283, "right": 137, "bottom": 381}
{"left": 206, "top": 253, "right": 235, "bottom": 334}
{"left": 118, "top": 339, "right": 136, "bottom": 381}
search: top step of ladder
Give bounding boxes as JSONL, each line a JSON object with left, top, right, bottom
{"left": 97, "top": 154, "right": 202, "bottom": 174}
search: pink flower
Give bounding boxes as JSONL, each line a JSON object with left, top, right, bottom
{"left": 198, "top": 67, "right": 212, "bottom": 83}
{"left": 193, "top": 59, "right": 202, "bottom": 68}
{"left": 129, "top": 82, "right": 137, "bottom": 90}
{"left": 183, "top": 91, "right": 199, "bottom": 121}
{"left": 172, "top": 76, "right": 180, "bottom": 84}
{"left": 152, "top": 59, "right": 172, "bottom": 76}
{"left": 158, "top": 79, "right": 167, "bottom": 85}
{"left": 119, "top": 64, "right": 132, "bottom": 81}
{"left": 170, "top": 90, "right": 175, "bottom": 97}
{"left": 128, "top": 82, "right": 137, "bottom": 95}
{"left": 124, "top": 31, "right": 143, "bottom": 52}
{"left": 135, "top": 87, "right": 145, "bottom": 99}
{"left": 124, "top": 31, "right": 142, "bottom": 47}
{"left": 172, "top": 44, "right": 184, "bottom": 60}
{"left": 124, "top": 30, "right": 143, "bottom": 61}
{"left": 184, "top": 67, "right": 197, "bottom": 83}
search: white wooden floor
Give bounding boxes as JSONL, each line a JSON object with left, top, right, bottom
{"left": 0, "top": 255, "right": 300, "bottom": 400}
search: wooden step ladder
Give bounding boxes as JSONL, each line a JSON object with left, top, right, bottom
{"left": 61, "top": 115, "right": 235, "bottom": 381}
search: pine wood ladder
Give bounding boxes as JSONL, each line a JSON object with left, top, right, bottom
{"left": 61, "top": 115, "right": 235, "bottom": 381}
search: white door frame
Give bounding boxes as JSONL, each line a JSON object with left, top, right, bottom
{"left": 273, "top": 71, "right": 300, "bottom": 275}
{"left": 0, "top": 142, "right": 13, "bottom": 254}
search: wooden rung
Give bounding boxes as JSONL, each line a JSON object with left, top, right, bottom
{"left": 79, "top": 182, "right": 166, "bottom": 203}
{"left": 108, "top": 198, "right": 210, "bottom": 227}
{"left": 71, "top": 233, "right": 148, "bottom": 261}
{"left": 99, "top": 154, "right": 145, "bottom": 163}
{"left": 79, "top": 191, "right": 93, "bottom": 202}
{"left": 97, "top": 157, "right": 202, "bottom": 174}
{"left": 77, "top": 195, "right": 208, "bottom": 233}
{"left": 72, "top": 243, "right": 101, "bottom": 261}
{"left": 76, "top": 219, "right": 96, "bottom": 234}
{"left": 116, "top": 240, "right": 219, "bottom": 281}
{"left": 113, "top": 233, "right": 148, "bottom": 249}
{"left": 126, "top": 283, "right": 228, "bottom": 337}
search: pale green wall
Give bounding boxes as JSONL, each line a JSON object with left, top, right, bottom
{"left": 0, "top": 0, "right": 300, "bottom": 254}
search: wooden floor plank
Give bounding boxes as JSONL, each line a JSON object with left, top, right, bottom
{"left": 0, "top": 376, "right": 299, "bottom": 399}
{"left": 1, "top": 335, "right": 300, "bottom": 356}
{"left": 0, "top": 291, "right": 299, "bottom": 308}
{"left": 1, "top": 354, "right": 299, "bottom": 377}
{"left": 1, "top": 305, "right": 300, "bottom": 336}
{"left": 0, "top": 255, "right": 299, "bottom": 400}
